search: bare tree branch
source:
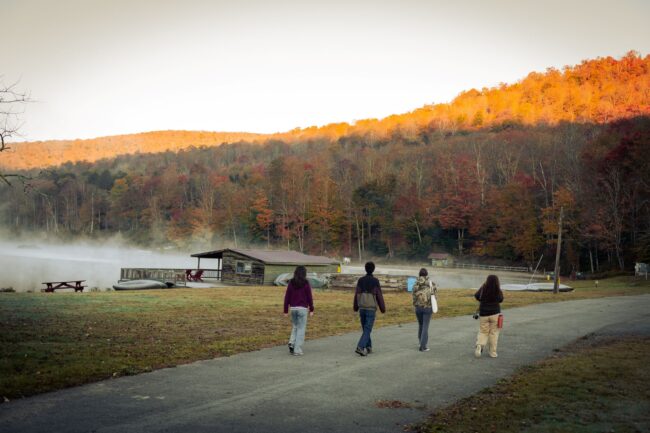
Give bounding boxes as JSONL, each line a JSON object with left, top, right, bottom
{"left": 0, "top": 173, "right": 30, "bottom": 186}
{"left": 1, "top": 78, "right": 31, "bottom": 181}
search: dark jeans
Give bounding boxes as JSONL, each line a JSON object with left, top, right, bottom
{"left": 357, "top": 309, "right": 376, "bottom": 349}
{"left": 415, "top": 306, "right": 433, "bottom": 350}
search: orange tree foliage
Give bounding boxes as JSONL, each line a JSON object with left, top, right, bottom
{"left": 1, "top": 131, "right": 265, "bottom": 170}
{"left": 485, "top": 175, "right": 545, "bottom": 262}
{"left": 250, "top": 190, "right": 273, "bottom": 247}
{"left": 2, "top": 52, "right": 648, "bottom": 171}
{"left": 276, "top": 51, "right": 649, "bottom": 143}
{"left": 2, "top": 116, "right": 649, "bottom": 272}
{"left": 436, "top": 154, "right": 481, "bottom": 256}
{"left": 1, "top": 53, "right": 649, "bottom": 271}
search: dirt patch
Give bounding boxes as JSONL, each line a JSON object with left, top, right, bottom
{"left": 376, "top": 399, "right": 425, "bottom": 409}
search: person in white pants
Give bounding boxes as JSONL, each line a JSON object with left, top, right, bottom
{"left": 474, "top": 275, "right": 504, "bottom": 358}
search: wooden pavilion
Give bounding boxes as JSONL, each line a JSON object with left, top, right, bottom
{"left": 191, "top": 248, "right": 340, "bottom": 285}
{"left": 428, "top": 252, "right": 453, "bottom": 267}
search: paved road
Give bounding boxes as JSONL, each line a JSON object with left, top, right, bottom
{"left": 2, "top": 295, "right": 649, "bottom": 433}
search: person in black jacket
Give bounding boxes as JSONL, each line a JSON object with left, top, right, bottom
{"left": 353, "top": 261, "right": 386, "bottom": 356}
{"left": 474, "top": 274, "right": 503, "bottom": 358}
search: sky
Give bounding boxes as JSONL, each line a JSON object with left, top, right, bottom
{"left": 2, "top": 0, "right": 649, "bottom": 141}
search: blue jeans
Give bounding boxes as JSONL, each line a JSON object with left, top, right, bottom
{"left": 289, "top": 308, "right": 309, "bottom": 354}
{"left": 357, "top": 309, "right": 376, "bottom": 349}
{"left": 415, "top": 306, "right": 433, "bottom": 350}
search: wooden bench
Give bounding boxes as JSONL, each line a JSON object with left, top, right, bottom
{"left": 42, "top": 280, "right": 87, "bottom": 293}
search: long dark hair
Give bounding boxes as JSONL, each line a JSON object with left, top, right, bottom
{"left": 291, "top": 265, "right": 308, "bottom": 287}
{"left": 480, "top": 274, "right": 502, "bottom": 301}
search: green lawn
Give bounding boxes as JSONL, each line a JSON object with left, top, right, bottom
{"left": 411, "top": 334, "right": 650, "bottom": 433}
{"left": 1, "top": 276, "right": 649, "bottom": 401}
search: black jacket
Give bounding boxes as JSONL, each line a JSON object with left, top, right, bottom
{"left": 474, "top": 287, "right": 503, "bottom": 316}
{"left": 353, "top": 274, "right": 386, "bottom": 313}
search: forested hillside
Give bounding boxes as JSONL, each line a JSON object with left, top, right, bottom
{"left": 1, "top": 53, "right": 649, "bottom": 273}
{"left": 1, "top": 130, "right": 264, "bottom": 170}
{"left": 2, "top": 52, "right": 648, "bottom": 170}
{"left": 279, "top": 51, "right": 649, "bottom": 142}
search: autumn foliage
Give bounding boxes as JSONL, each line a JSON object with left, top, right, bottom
{"left": 1, "top": 131, "right": 264, "bottom": 170}
{"left": 1, "top": 52, "right": 649, "bottom": 273}
{"left": 2, "top": 52, "right": 648, "bottom": 171}
{"left": 279, "top": 51, "right": 649, "bottom": 142}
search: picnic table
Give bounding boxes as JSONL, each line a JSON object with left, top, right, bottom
{"left": 42, "top": 280, "right": 87, "bottom": 292}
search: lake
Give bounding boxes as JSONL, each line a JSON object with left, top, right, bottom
{"left": 0, "top": 240, "right": 196, "bottom": 292}
{"left": 0, "top": 241, "right": 535, "bottom": 292}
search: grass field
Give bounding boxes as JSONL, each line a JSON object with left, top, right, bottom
{"left": 411, "top": 334, "right": 650, "bottom": 433}
{"left": 1, "top": 276, "right": 649, "bottom": 401}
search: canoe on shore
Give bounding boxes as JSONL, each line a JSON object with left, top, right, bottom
{"left": 273, "top": 273, "right": 329, "bottom": 288}
{"left": 502, "top": 283, "right": 574, "bottom": 292}
{"left": 113, "top": 280, "right": 174, "bottom": 291}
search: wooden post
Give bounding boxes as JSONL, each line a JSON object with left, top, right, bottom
{"left": 553, "top": 207, "right": 564, "bottom": 294}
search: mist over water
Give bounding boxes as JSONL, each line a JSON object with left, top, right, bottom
{"left": 0, "top": 235, "right": 535, "bottom": 292}
{"left": 0, "top": 239, "right": 197, "bottom": 292}
{"left": 345, "top": 265, "right": 533, "bottom": 289}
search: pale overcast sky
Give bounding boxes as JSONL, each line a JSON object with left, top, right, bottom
{"left": 2, "top": 0, "right": 649, "bottom": 141}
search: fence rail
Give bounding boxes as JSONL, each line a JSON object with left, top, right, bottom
{"left": 443, "top": 263, "right": 530, "bottom": 273}
{"left": 119, "top": 268, "right": 222, "bottom": 286}
{"left": 202, "top": 269, "right": 222, "bottom": 280}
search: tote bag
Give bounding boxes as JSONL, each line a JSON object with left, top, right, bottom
{"left": 429, "top": 281, "right": 439, "bottom": 314}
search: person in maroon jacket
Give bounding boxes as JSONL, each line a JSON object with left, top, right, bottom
{"left": 353, "top": 261, "right": 386, "bottom": 356}
{"left": 283, "top": 266, "right": 314, "bottom": 356}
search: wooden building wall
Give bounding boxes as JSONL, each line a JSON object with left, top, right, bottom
{"left": 220, "top": 250, "right": 340, "bottom": 285}
{"left": 221, "top": 251, "right": 265, "bottom": 285}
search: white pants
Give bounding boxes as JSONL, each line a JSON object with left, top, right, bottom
{"left": 476, "top": 314, "right": 500, "bottom": 356}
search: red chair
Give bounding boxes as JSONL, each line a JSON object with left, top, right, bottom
{"left": 193, "top": 269, "right": 204, "bottom": 282}
{"left": 185, "top": 269, "right": 204, "bottom": 282}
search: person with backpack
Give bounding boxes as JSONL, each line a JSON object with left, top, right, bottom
{"left": 283, "top": 265, "right": 314, "bottom": 356}
{"left": 474, "top": 274, "right": 504, "bottom": 358}
{"left": 353, "top": 261, "right": 386, "bottom": 356}
{"left": 412, "top": 268, "right": 437, "bottom": 352}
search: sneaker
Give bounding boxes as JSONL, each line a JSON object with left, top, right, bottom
{"left": 420, "top": 347, "right": 430, "bottom": 352}
{"left": 366, "top": 347, "right": 372, "bottom": 354}
{"left": 355, "top": 347, "right": 367, "bottom": 357}
{"left": 489, "top": 353, "right": 498, "bottom": 358}
{"left": 288, "top": 343, "right": 294, "bottom": 354}
{"left": 475, "top": 344, "right": 482, "bottom": 358}
{"left": 292, "top": 351, "right": 303, "bottom": 356}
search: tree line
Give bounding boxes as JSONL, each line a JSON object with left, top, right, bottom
{"left": 1, "top": 52, "right": 648, "bottom": 273}
{"left": 2, "top": 52, "right": 648, "bottom": 171}
{"left": 2, "top": 116, "right": 648, "bottom": 274}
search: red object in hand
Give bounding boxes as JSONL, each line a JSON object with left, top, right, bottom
{"left": 497, "top": 314, "right": 504, "bottom": 329}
